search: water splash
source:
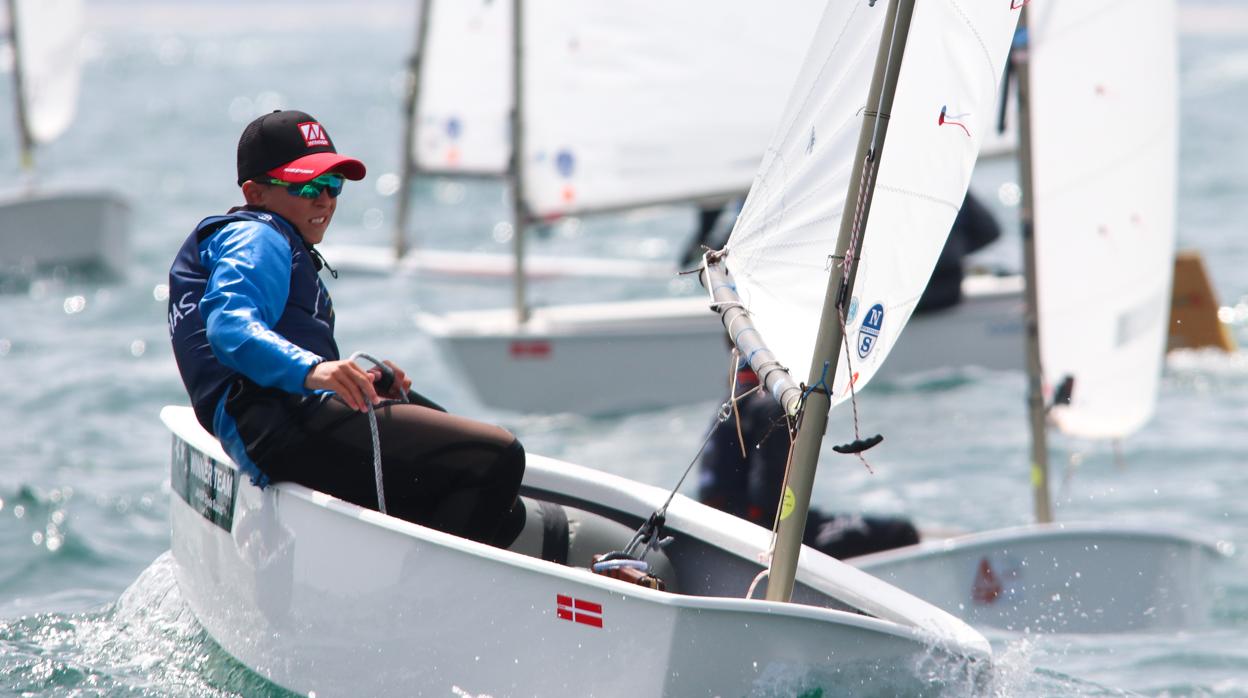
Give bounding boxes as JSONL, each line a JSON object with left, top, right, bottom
{"left": 987, "top": 638, "right": 1137, "bottom": 696}
{"left": 0, "top": 552, "right": 294, "bottom": 697}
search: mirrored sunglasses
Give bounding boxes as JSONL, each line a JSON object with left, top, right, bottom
{"left": 266, "top": 173, "right": 346, "bottom": 199}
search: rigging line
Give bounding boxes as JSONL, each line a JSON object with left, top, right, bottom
{"left": 726, "top": 346, "right": 741, "bottom": 397}
{"left": 867, "top": 0, "right": 905, "bottom": 155}
{"left": 657, "top": 400, "right": 735, "bottom": 520}
{"left": 836, "top": 304, "right": 875, "bottom": 474}
{"left": 728, "top": 348, "right": 748, "bottom": 458}
{"left": 823, "top": 0, "right": 901, "bottom": 473}
{"left": 657, "top": 354, "right": 767, "bottom": 523}
{"left": 731, "top": 385, "right": 762, "bottom": 460}
{"left": 348, "top": 351, "right": 412, "bottom": 515}
{"left": 352, "top": 352, "right": 388, "bottom": 514}
{"left": 843, "top": 151, "right": 877, "bottom": 277}
{"left": 748, "top": 409, "right": 799, "bottom": 600}
{"left": 841, "top": 0, "right": 902, "bottom": 275}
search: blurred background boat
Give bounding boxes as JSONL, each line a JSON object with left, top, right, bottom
{"left": 0, "top": 0, "right": 129, "bottom": 278}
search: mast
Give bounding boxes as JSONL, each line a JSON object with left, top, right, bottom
{"left": 765, "top": 0, "right": 916, "bottom": 603}
{"left": 1012, "top": 8, "right": 1054, "bottom": 524}
{"left": 391, "top": 0, "right": 433, "bottom": 260}
{"left": 509, "top": 0, "right": 530, "bottom": 323}
{"left": 5, "top": 0, "right": 35, "bottom": 174}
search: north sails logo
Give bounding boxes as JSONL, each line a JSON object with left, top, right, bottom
{"left": 857, "top": 303, "right": 884, "bottom": 359}
{"left": 298, "top": 122, "right": 329, "bottom": 147}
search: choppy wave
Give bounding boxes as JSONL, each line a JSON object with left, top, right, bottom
{"left": 0, "top": 553, "right": 291, "bottom": 698}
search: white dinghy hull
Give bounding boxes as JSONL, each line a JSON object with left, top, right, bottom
{"left": 316, "top": 242, "right": 674, "bottom": 281}
{"left": 414, "top": 273, "right": 1024, "bottom": 415}
{"left": 0, "top": 189, "right": 130, "bottom": 274}
{"left": 852, "top": 523, "right": 1230, "bottom": 634}
{"left": 162, "top": 406, "right": 990, "bottom": 696}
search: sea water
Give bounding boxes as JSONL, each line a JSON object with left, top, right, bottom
{"left": 1, "top": 1, "right": 1246, "bottom": 695}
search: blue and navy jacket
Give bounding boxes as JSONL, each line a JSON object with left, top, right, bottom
{"left": 168, "top": 208, "right": 338, "bottom": 483}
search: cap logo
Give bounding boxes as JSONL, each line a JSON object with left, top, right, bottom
{"left": 298, "top": 122, "right": 329, "bottom": 147}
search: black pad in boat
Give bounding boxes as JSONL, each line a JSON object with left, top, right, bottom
{"left": 505, "top": 496, "right": 678, "bottom": 591}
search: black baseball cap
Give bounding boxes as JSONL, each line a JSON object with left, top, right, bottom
{"left": 236, "top": 109, "right": 366, "bottom": 186}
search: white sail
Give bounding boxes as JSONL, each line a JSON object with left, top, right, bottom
{"left": 725, "top": 1, "right": 1022, "bottom": 403}
{"left": 410, "top": 0, "right": 826, "bottom": 204}
{"left": 11, "top": 0, "right": 84, "bottom": 144}
{"left": 518, "top": 1, "right": 826, "bottom": 219}
{"left": 1030, "top": 0, "right": 1178, "bottom": 438}
{"left": 411, "top": 0, "right": 512, "bottom": 175}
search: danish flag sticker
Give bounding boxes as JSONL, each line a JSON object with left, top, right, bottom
{"left": 299, "top": 122, "right": 330, "bottom": 147}
{"left": 556, "top": 594, "right": 603, "bottom": 628}
{"left": 509, "top": 340, "right": 552, "bottom": 359}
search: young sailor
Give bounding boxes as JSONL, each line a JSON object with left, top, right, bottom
{"left": 167, "top": 109, "right": 525, "bottom": 546}
{"left": 700, "top": 191, "right": 1005, "bottom": 555}
{"left": 699, "top": 364, "right": 919, "bottom": 559}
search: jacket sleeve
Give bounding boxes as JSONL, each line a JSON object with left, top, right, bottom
{"left": 199, "top": 221, "right": 322, "bottom": 394}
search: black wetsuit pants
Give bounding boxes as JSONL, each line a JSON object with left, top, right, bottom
{"left": 223, "top": 380, "right": 526, "bottom": 546}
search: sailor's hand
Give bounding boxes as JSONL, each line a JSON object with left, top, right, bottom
{"left": 305, "top": 360, "right": 379, "bottom": 412}
{"left": 368, "top": 360, "right": 413, "bottom": 399}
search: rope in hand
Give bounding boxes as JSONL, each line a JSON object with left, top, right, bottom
{"left": 348, "top": 351, "right": 409, "bottom": 515}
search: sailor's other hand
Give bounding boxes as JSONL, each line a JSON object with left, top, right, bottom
{"left": 368, "top": 360, "right": 413, "bottom": 399}
{"left": 305, "top": 360, "right": 379, "bottom": 412}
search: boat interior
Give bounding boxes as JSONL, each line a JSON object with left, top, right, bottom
{"left": 508, "top": 485, "right": 861, "bottom": 614}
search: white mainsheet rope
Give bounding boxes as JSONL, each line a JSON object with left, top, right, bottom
{"left": 348, "top": 351, "right": 409, "bottom": 515}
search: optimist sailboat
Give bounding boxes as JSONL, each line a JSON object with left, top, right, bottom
{"left": 411, "top": 0, "right": 1027, "bottom": 416}
{"left": 0, "top": 0, "right": 129, "bottom": 275}
{"left": 321, "top": 0, "right": 671, "bottom": 281}
{"left": 852, "top": 0, "right": 1230, "bottom": 635}
{"left": 158, "top": 2, "right": 1021, "bottom": 695}
{"left": 324, "top": 0, "right": 824, "bottom": 282}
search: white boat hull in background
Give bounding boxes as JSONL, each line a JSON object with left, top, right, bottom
{"left": 851, "top": 523, "right": 1230, "bottom": 634}
{"left": 160, "top": 405, "right": 991, "bottom": 696}
{"left": 415, "top": 273, "right": 1025, "bottom": 415}
{"left": 317, "top": 242, "right": 674, "bottom": 281}
{"left": 0, "top": 189, "right": 130, "bottom": 274}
